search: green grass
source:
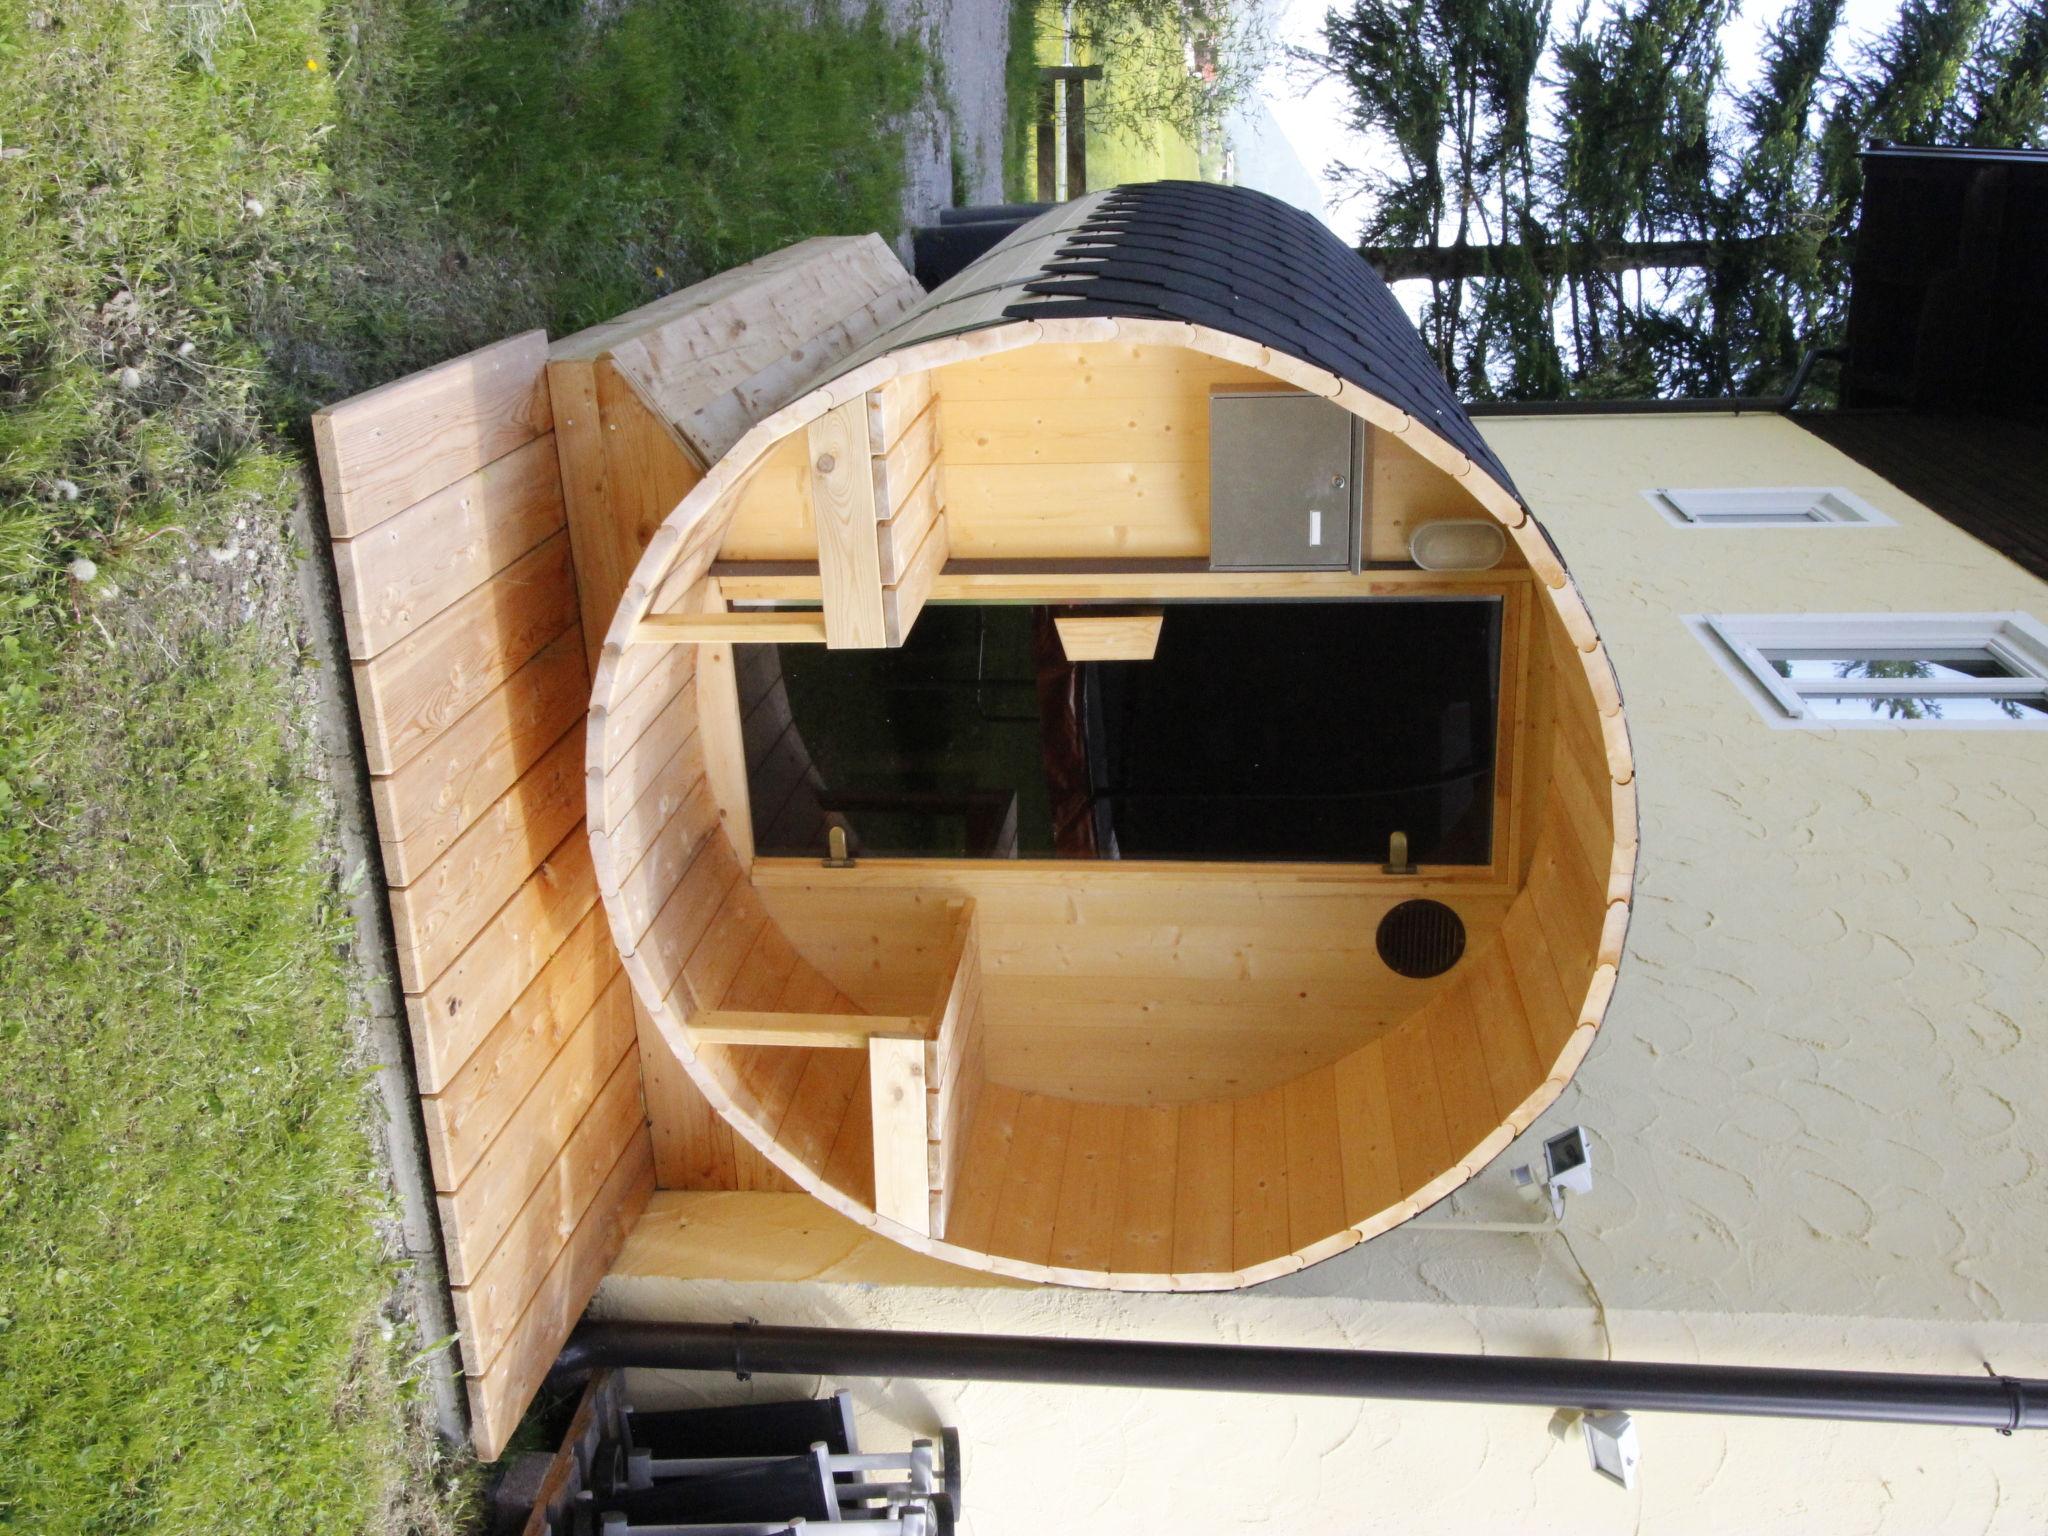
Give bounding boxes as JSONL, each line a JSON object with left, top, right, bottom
{"left": 0, "top": 0, "right": 931, "bottom": 1529}
{"left": 1006, "top": 0, "right": 1207, "bottom": 198}
{"left": 1004, "top": 0, "right": 1046, "bottom": 199}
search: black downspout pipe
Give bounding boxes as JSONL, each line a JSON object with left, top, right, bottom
{"left": 555, "top": 1322, "right": 2048, "bottom": 1433}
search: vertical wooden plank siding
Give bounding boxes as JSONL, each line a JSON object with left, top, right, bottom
{"left": 316, "top": 335, "right": 662, "bottom": 1462}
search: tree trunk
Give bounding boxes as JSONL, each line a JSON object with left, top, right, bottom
{"left": 1360, "top": 233, "right": 1845, "bottom": 283}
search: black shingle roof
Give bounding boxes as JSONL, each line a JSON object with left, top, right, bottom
{"left": 839, "top": 181, "right": 1520, "bottom": 506}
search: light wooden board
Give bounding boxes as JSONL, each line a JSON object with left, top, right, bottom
{"left": 941, "top": 1083, "right": 1019, "bottom": 1254}
{"left": 875, "top": 462, "right": 943, "bottom": 584}
{"left": 632, "top": 611, "right": 829, "bottom": 646}
{"left": 1053, "top": 610, "right": 1164, "bottom": 661}
{"left": 757, "top": 873, "right": 1513, "bottom": 1103}
{"left": 371, "top": 630, "right": 588, "bottom": 886}
{"left": 1112, "top": 1104, "right": 1179, "bottom": 1277}
{"left": 1231, "top": 1086, "right": 1290, "bottom": 1269}
{"left": 387, "top": 724, "right": 587, "bottom": 993}
{"left": 351, "top": 530, "right": 582, "bottom": 776}
{"left": 984, "top": 1091, "right": 1072, "bottom": 1268}
{"left": 882, "top": 513, "right": 947, "bottom": 642}
{"left": 612, "top": 1190, "right": 1026, "bottom": 1287}
{"left": 419, "top": 903, "right": 622, "bottom": 1191}
{"left": 464, "top": 1131, "right": 654, "bottom": 1463}
{"left": 448, "top": 1054, "right": 645, "bottom": 1351}
{"left": 332, "top": 433, "right": 567, "bottom": 659}
{"left": 317, "top": 330, "right": 664, "bottom": 1466}
{"left": 441, "top": 1045, "right": 645, "bottom": 1290}
{"left": 868, "top": 1034, "right": 932, "bottom": 1234}
{"left": 715, "top": 435, "right": 815, "bottom": 561}
{"left": 943, "top": 393, "right": 1208, "bottom": 464}
{"left": 405, "top": 826, "right": 600, "bottom": 1094}
{"left": 1366, "top": 426, "right": 1485, "bottom": 562}
{"left": 562, "top": 235, "right": 915, "bottom": 463}
{"left": 928, "top": 343, "right": 1264, "bottom": 560}
{"left": 1332, "top": 1042, "right": 1400, "bottom": 1224}
{"left": 314, "top": 330, "right": 553, "bottom": 537}
{"left": 1171, "top": 1098, "right": 1235, "bottom": 1274}
{"left": 867, "top": 368, "right": 934, "bottom": 450}
{"left": 689, "top": 1010, "right": 923, "bottom": 1048}
{"left": 431, "top": 968, "right": 637, "bottom": 1277}
{"left": 550, "top": 355, "right": 706, "bottom": 665}
{"left": 807, "top": 399, "right": 888, "bottom": 648}
{"left": 941, "top": 461, "right": 1207, "bottom": 559}
{"left": 706, "top": 565, "right": 1529, "bottom": 605}
{"left": 873, "top": 397, "right": 940, "bottom": 516}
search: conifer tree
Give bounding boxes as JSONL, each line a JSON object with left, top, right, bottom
{"left": 1312, "top": 0, "right": 2048, "bottom": 396}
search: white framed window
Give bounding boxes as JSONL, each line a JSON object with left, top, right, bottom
{"left": 1690, "top": 612, "right": 2048, "bottom": 728}
{"left": 1645, "top": 486, "right": 1894, "bottom": 527}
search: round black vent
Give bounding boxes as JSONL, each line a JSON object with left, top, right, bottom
{"left": 1376, "top": 899, "right": 1467, "bottom": 979}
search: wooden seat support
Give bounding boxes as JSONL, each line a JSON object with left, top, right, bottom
{"left": 682, "top": 899, "right": 986, "bottom": 1239}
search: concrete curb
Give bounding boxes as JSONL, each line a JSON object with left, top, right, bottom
{"left": 289, "top": 488, "right": 471, "bottom": 1450}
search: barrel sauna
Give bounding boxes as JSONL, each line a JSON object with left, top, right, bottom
{"left": 587, "top": 183, "right": 1635, "bottom": 1289}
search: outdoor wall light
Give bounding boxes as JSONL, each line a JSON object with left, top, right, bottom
{"left": 1550, "top": 1407, "right": 1641, "bottom": 1491}
{"left": 1511, "top": 1125, "right": 1594, "bottom": 1218}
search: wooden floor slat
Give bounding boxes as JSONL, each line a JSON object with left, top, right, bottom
{"left": 1047, "top": 1103, "right": 1124, "bottom": 1274}
{"left": 1170, "top": 1098, "right": 1234, "bottom": 1274}
{"left": 986, "top": 1093, "right": 1073, "bottom": 1267}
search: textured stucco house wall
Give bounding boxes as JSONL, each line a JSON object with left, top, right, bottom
{"left": 595, "top": 409, "right": 2048, "bottom": 1533}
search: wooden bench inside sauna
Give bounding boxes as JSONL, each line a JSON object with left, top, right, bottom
{"left": 588, "top": 184, "right": 1636, "bottom": 1289}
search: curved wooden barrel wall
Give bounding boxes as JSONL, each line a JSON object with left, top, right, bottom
{"left": 588, "top": 319, "right": 1636, "bottom": 1289}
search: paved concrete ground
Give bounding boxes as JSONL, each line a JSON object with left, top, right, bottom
{"left": 847, "top": 0, "right": 1014, "bottom": 244}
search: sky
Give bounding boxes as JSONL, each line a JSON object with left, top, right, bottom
{"left": 1250, "top": 0, "right": 1914, "bottom": 237}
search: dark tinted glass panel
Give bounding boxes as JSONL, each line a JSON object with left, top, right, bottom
{"left": 757, "top": 600, "right": 1498, "bottom": 864}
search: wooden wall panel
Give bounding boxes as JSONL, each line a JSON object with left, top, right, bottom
{"left": 755, "top": 869, "right": 1513, "bottom": 1104}
{"left": 933, "top": 342, "right": 1266, "bottom": 560}
{"left": 317, "top": 335, "right": 668, "bottom": 1464}
{"left": 314, "top": 331, "right": 554, "bottom": 536}
{"left": 371, "top": 631, "right": 588, "bottom": 886}
{"left": 325, "top": 241, "right": 940, "bottom": 1451}
{"left": 351, "top": 531, "right": 582, "bottom": 776}
{"left": 332, "top": 434, "right": 567, "bottom": 659}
